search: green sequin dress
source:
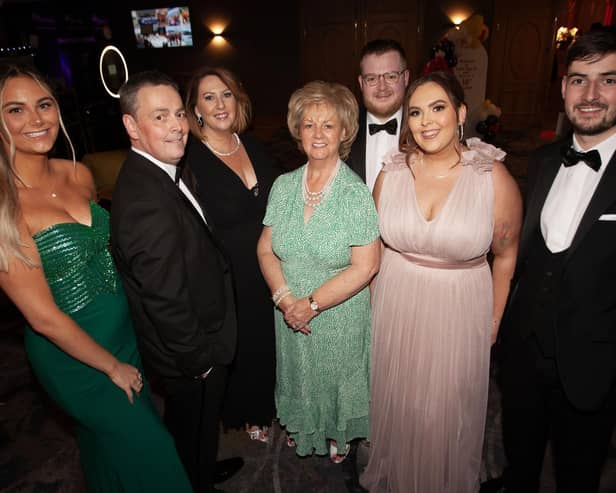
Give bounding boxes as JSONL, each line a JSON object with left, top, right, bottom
{"left": 24, "top": 202, "right": 192, "bottom": 493}
{"left": 263, "top": 162, "right": 379, "bottom": 456}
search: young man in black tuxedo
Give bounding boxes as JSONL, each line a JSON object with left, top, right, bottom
{"left": 498, "top": 27, "right": 616, "bottom": 493}
{"left": 110, "top": 71, "right": 241, "bottom": 493}
{"left": 346, "top": 39, "right": 409, "bottom": 191}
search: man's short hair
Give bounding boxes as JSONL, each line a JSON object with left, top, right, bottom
{"left": 119, "top": 71, "right": 179, "bottom": 117}
{"left": 359, "top": 39, "right": 407, "bottom": 70}
{"left": 567, "top": 26, "right": 616, "bottom": 69}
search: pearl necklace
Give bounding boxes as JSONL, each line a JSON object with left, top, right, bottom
{"left": 302, "top": 160, "right": 340, "bottom": 209}
{"left": 203, "top": 132, "right": 241, "bottom": 157}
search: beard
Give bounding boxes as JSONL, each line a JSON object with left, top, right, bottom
{"left": 568, "top": 103, "right": 616, "bottom": 136}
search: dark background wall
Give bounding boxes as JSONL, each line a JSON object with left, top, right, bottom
{"left": 0, "top": 1, "right": 301, "bottom": 155}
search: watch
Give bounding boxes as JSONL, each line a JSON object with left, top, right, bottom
{"left": 308, "top": 294, "right": 320, "bottom": 313}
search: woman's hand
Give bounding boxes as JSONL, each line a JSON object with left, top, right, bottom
{"left": 283, "top": 297, "right": 316, "bottom": 335}
{"left": 107, "top": 360, "right": 143, "bottom": 404}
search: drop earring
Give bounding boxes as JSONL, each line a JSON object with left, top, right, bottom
{"left": 458, "top": 123, "right": 464, "bottom": 143}
{"left": 197, "top": 115, "right": 204, "bottom": 128}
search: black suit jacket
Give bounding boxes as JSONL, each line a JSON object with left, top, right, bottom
{"left": 347, "top": 108, "right": 368, "bottom": 182}
{"left": 500, "top": 138, "right": 616, "bottom": 411}
{"left": 110, "top": 150, "right": 237, "bottom": 379}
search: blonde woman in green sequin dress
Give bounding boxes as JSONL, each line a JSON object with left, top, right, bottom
{"left": 257, "top": 81, "right": 380, "bottom": 462}
{"left": 0, "top": 65, "right": 192, "bottom": 492}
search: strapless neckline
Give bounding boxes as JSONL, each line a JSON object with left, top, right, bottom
{"left": 32, "top": 201, "right": 100, "bottom": 239}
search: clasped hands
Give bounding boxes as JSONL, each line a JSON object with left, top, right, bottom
{"left": 279, "top": 296, "right": 316, "bottom": 335}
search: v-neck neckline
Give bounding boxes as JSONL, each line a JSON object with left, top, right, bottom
{"left": 409, "top": 164, "right": 466, "bottom": 224}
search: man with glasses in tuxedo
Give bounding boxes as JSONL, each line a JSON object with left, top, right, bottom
{"left": 347, "top": 39, "right": 410, "bottom": 191}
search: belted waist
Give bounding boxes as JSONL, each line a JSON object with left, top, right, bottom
{"left": 387, "top": 248, "right": 487, "bottom": 270}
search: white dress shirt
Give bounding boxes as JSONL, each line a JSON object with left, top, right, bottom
{"left": 541, "top": 131, "right": 616, "bottom": 252}
{"left": 365, "top": 107, "right": 403, "bottom": 192}
{"left": 131, "top": 147, "right": 207, "bottom": 224}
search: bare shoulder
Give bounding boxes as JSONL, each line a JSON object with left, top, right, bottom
{"left": 52, "top": 159, "right": 96, "bottom": 197}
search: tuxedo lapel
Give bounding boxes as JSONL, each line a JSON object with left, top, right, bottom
{"left": 172, "top": 175, "right": 230, "bottom": 261}
{"left": 566, "top": 150, "right": 616, "bottom": 260}
{"left": 518, "top": 151, "right": 562, "bottom": 260}
{"left": 348, "top": 109, "right": 367, "bottom": 181}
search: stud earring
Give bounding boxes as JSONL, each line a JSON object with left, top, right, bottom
{"left": 197, "top": 115, "right": 204, "bottom": 128}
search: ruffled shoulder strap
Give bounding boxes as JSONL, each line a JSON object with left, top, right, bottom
{"left": 461, "top": 137, "right": 506, "bottom": 174}
{"left": 381, "top": 149, "right": 409, "bottom": 172}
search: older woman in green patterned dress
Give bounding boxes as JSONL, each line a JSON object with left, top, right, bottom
{"left": 257, "top": 80, "right": 380, "bottom": 463}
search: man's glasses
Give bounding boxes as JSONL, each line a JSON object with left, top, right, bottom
{"left": 361, "top": 70, "right": 406, "bottom": 86}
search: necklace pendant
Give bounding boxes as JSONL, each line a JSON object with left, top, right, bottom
{"left": 51, "top": 192, "right": 57, "bottom": 198}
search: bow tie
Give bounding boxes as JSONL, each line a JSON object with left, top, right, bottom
{"left": 368, "top": 119, "right": 398, "bottom": 136}
{"left": 560, "top": 145, "right": 602, "bottom": 171}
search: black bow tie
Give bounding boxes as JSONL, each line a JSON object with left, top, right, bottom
{"left": 368, "top": 119, "right": 398, "bottom": 136}
{"left": 560, "top": 145, "right": 602, "bottom": 171}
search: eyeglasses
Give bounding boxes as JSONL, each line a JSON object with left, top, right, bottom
{"left": 361, "top": 70, "right": 406, "bottom": 86}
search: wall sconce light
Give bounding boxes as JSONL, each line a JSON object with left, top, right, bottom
{"left": 449, "top": 12, "right": 472, "bottom": 28}
{"left": 210, "top": 23, "right": 226, "bottom": 36}
{"left": 207, "top": 20, "right": 230, "bottom": 48}
{"left": 206, "top": 19, "right": 230, "bottom": 50}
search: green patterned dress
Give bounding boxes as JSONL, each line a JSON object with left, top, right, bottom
{"left": 264, "top": 162, "right": 379, "bottom": 456}
{"left": 24, "top": 202, "right": 192, "bottom": 493}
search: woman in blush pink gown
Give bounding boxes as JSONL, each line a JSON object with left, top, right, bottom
{"left": 361, "top": 71, "right": 522, "bottom": 493}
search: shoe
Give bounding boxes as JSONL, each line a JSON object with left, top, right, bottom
{"left": 329, "top": 440, "right": 351, "bottom": 464}
{"left": 247, "top": 425, "right": 269, "bottom": 443}
{"left": 213, "top": 457, "right": 244, "bottom": 484}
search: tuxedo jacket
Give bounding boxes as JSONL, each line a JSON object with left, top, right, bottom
{"left": 110, "top": 151, "right": 237, "bottom": 380}
{"left": 500, "top": 138, "right": 616, "bottom": 411}
{"left": 347, "top": 108, "right": 368, "bottom": 182}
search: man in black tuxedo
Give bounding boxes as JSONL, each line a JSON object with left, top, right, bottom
{"left": 498, "top": 27, "right": 616, "bottom": 493}
{"left": 110, "top": 71, "right": 240, "bottom": 493}
{"left": 346, "top": 39, "right": 409, "bottom": 191}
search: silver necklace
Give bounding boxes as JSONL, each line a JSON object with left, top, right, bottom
{"left": 302, "top": 160, "right": 340, "bottom": 209}
{"left": 417, "top": 154, "right": 460, "bottom": 179}
{"left": 203, "top": 132, "right": 241, "bottom": 157}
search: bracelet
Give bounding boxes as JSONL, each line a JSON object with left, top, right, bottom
{"left": 272, "top": 285, "right": 290, "bottom": 305}
{"left": 274, "top": 290, "right": 292, "bottom": 307}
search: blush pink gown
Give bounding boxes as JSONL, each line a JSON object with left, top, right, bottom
{"left": 361, "top": 141, "right": 504, "bottom": 493}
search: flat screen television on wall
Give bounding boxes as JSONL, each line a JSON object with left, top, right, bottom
{"left": 131, "top": 7, "right": 193, "bottom": 48}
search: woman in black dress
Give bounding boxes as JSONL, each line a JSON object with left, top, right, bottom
{"left": 184, "top": 67, "right": 277, "bottom": 441}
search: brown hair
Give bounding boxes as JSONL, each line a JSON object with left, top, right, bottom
{"left": 567, "top": 26, "right": 616, "bottom": 68}
{"left": 287, "top": 80, "right": 359, "bottom": 161}
{"left": 359, "top": 39, "right": 408, "bottom": 73}
{"left": 184, "top": 66, "right": 252, "bottom": 138}
{"left": 0, "top": 64, "right": 74, "bottom": 270}
{"left": 399, "top": 70, "right": 466, "bottom": 154}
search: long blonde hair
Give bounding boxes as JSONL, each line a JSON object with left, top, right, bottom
{"left": 0, "top": 64, "right": 76, "bottom": 271}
